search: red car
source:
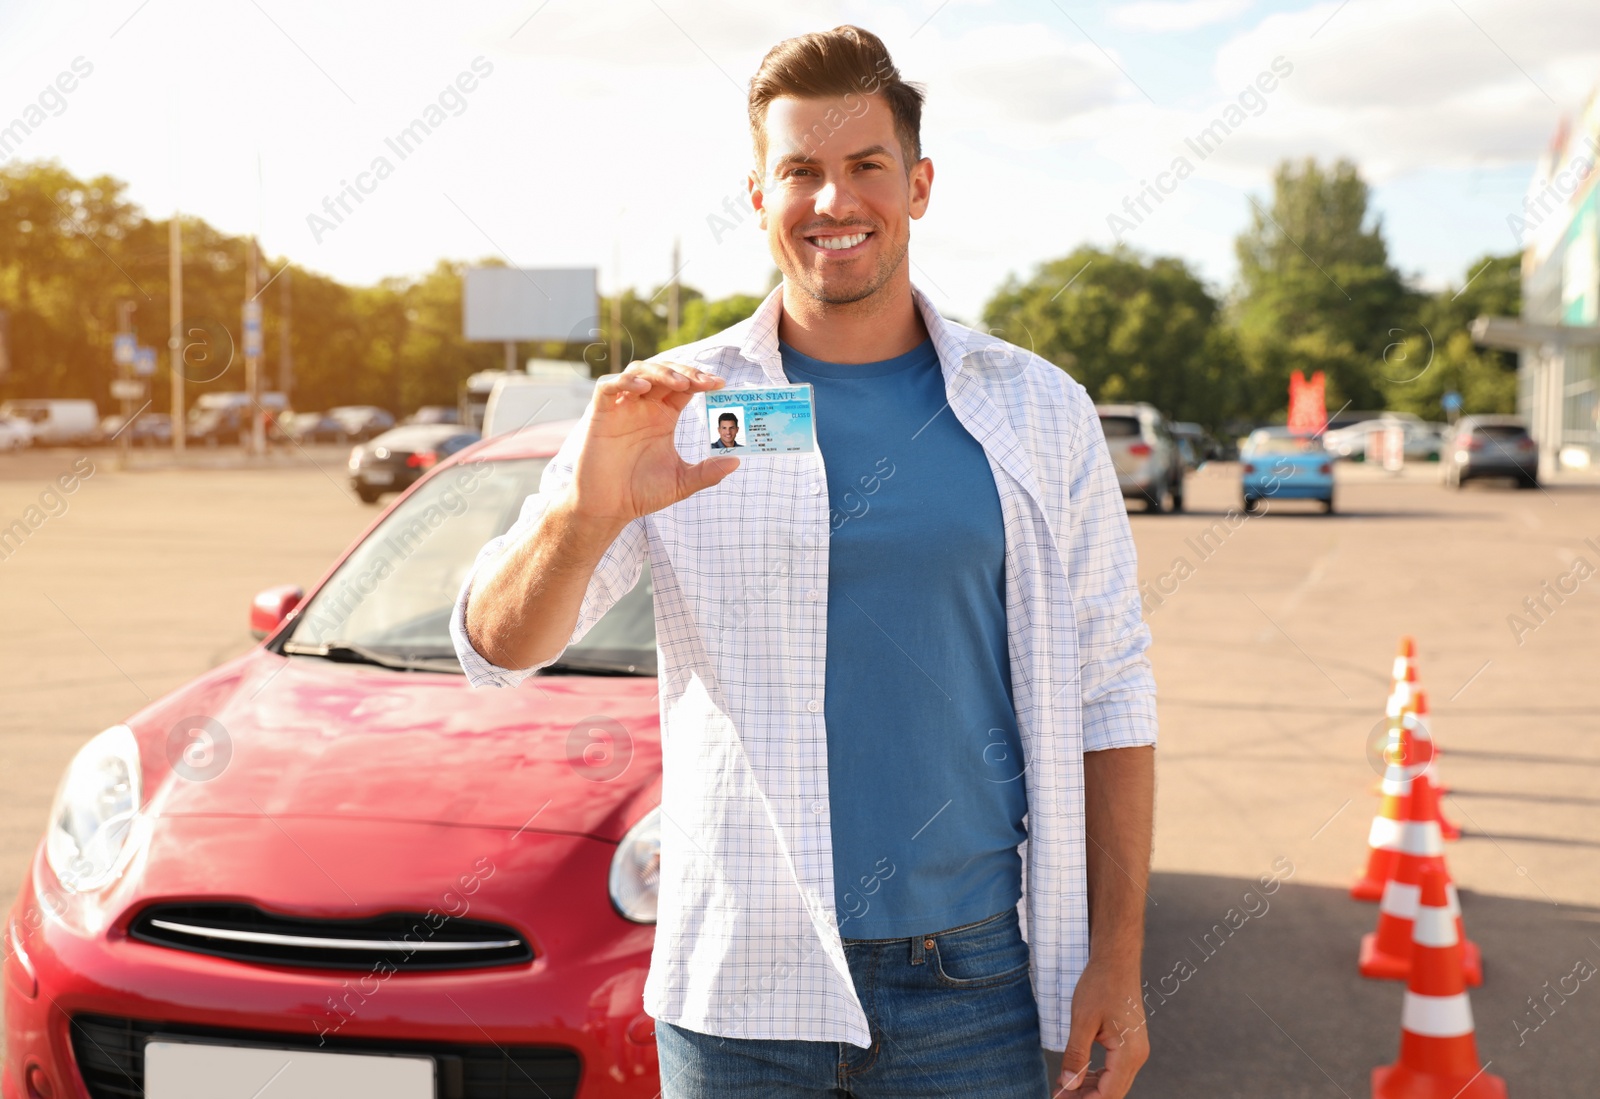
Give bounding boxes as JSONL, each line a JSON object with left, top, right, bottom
{"left": 3, "top": 422, "right": 667, "bottom": 1099}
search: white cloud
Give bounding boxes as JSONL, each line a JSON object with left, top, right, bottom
{"left": 1109, "top": 0, "right": 1253, "bottom": 33}
{"left": 1209, "top": 0, "right": 1600, "bottom": 176}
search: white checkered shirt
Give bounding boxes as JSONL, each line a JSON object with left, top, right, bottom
{"left": 448, "top": 283, "right": 1157, "bottom": 1051}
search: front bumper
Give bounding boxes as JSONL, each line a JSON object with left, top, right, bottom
{"left": 4, "top": 817, "right": 659, "bottom": 1099}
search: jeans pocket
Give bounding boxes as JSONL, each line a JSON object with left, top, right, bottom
{"left": 928, "top": 915, "right": 1032, "bottom": 990}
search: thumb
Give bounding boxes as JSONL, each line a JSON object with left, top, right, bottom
{"left": 1058, "top": 1017, "right": 1096, "bottom": 1092}
{"left": 682, "top": 456, "right": 740, "bottom": 496}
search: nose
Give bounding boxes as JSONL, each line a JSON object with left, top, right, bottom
{"left": 813, "top": 175, "right": 860, "bottom": 220}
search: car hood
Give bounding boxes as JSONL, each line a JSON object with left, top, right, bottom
{"left": 136, "top": 649, "right": 662, "bottom": 842}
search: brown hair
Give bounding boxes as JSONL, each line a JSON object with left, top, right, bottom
{"left": 747, "top": 25, "right": 925, "bottom": 172}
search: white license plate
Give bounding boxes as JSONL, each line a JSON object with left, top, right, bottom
{"left": 144, "top": 1040, "right": 433, "bottom": 1099}
{"left": 361, "top": 470, "right": 395, "bottom": 485}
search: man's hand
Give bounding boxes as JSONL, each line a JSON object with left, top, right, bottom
{"left": 1054, "top": 952, "right": 1147, "bottom": 1098}
{"left": 570, "top": 359, "right": 739, "bottom": 529}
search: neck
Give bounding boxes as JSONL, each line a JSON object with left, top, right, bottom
{"left": 776, "top": 268, "right": 929, "bottom": 364}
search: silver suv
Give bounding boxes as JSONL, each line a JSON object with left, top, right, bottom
{"left": 1096, "top": 402, "right": 1184, "bottom": 513}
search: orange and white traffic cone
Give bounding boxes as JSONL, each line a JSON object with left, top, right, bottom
{"left": 1371, "top": 642, "right": 1423, "bottom": 796}
{"left": 1354, "top": 716, "right": 1418, "bottom": 901}
{"left": 1371, "top": 863, "right": 1505, "bottom": 1099}
{"left": 1410, "top": 772, "right": 1482, "bottom": 987}
{"left": 1410, "top": 695, "right": 1459, "bottom": 839}
{"left": 1360, "top": 773, "right": 1482, "bottom": 986}
{"left": 1391, "top": 636, "right": 1417, "bottom": 695}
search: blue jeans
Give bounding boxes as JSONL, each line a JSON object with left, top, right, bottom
{"left": 655, "top": 907, "right": 1050, "bottom": 1098}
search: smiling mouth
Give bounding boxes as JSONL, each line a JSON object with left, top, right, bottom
{"left": 804, "top": 230, "right": 873, "bottom": 254}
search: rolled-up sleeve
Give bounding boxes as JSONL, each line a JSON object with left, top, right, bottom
{"left": 1063, "top": 386, "right": 1158, "bottom": 752}
{"left": 448, "top": 419, "right": 648, "bottom": 689}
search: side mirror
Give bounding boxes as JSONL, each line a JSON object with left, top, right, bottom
{"left": 251, "top": 584, "right": 304, "bottom": 640}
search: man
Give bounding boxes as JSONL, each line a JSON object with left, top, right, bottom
{"left": 452, "top": 25, "right": 1155, "bottom": 1099}
{"left": 712, "top": 412, "right": 743, "bottom": 449}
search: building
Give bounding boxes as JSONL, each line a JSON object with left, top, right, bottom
{"left": 1511, "top": 89, "right": 1600, "bottom": 472}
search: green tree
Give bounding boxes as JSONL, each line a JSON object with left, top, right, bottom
{"left": 981, "top": 245, "right": 1242, "bottom": 431}
{"left": 1378, "top": 252, "right": 1521, "bottom": 419}
{"left": 1232, "top": 158, "right": 1420, "bottom": 419}
{"left": 674, "top": 293, "right": 766, "bottom": 346}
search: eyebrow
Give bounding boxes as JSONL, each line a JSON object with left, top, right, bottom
{"left": 772, "top": 144, "right": 896, "bottom": 172}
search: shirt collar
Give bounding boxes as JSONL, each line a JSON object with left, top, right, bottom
{"left": 696, "top": 281, "right": 1017, "bottom": 385}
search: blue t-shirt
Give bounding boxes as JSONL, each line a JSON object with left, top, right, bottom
{"left": 782, "top": 337, "right": 1028, "bottom": 939}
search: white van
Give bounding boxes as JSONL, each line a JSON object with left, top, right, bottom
{"left": 0, "top": 399, "right": 99, "bottom": 446}
{"left": 481, "top": 363, "right": 596, "bottom": 439}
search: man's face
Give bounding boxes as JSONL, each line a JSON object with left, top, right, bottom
{"left": 750, "top": 93, "right": 933, "bottom": 307}
{"left": 719, "top": 419, "right": 739, "bottom": 446}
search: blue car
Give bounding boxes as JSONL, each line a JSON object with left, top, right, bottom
{"left": 1241, "top": 428, "right": 1335, "bottom": 513}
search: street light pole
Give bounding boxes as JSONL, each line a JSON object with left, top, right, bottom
{"left": 169, "top": 214, "right": 184, "bottom": 455}
{"left": 244, "top": 236, "right": 263, "bottom": 456}
{"left": 116, "top": 299, "right": 136, "bottom": 471}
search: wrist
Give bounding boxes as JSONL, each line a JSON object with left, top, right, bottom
{"left": 1086, "top": 935, "right": 1143, "bottom": 970}
{"left": 552, "top": 488, "right": 630, "bottom": 548}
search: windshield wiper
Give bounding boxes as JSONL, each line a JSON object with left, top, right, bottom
{"left": 281, "top": 640, "right": 460, "bottom": 673}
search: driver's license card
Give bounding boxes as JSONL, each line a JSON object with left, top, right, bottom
{"left": 705, "top": 384, "right": 817, "bottom": 456}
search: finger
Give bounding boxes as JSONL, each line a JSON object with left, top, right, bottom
{"left": 1056, "top": 1067, "right": 1105, "bottom": 1097}
{"left": 595, "top": 373, "right": 650, "bottom": 401}
{"left": 1057, "top": 1012, "right": 1098, "bottom": 1094}
{"left": 627, "top": 360, "right": 702, "bottom": 394}
{"left": 681, "top": 455, "right": 740, "bottom": 496}
{"left": 650, "top": 359, "right": 727, "bottom": 390}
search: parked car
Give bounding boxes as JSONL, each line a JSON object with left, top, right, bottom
{"left": 99, "top": 412, "right": 173, "bottom": 447}
{"left": 349, "top": 424, "right": 481, "bottom": 503}
{"left": 186, "top": 407, "right": 248, "bottom": 447}
{"left": 1241, "top": 427, "right": 1335, "bottom": 513}
{"left": 1441, "top": 415, "right": 1539, "bottom": 489}
{"left": 1323, "top": 415, "right": 1434, "bottom": 461}
{"left": 186, "top": 393, "right": 290, "bottom": 447}
{"left": 1096, "top": 402, "right": 1184, "bottom": 512}
{"left": 0, "top": 399, "right": 99, "bottom": 446}
{"left": 405, "top": 405, "right": 461, "bottom": 426}
{"left": 1170, "top": 421, "right": 1222, "bottom": 468}
{"left": 481, "top": 371, "right": 596, "bottom": 440}
{"left": 281, "top": 411, "right": 349, "bottom": 445}
{"left": 328, "top": 405, "right": 396, "bottom": 441}
{"left": 0, "top": 415, "right": 33, "bottom": 451}
{"left": 3, "top": 422, "right": 666, "bottom": 1099}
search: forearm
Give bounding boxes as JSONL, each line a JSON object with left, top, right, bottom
{"left": 465, "top": 490, "right": 628, "bottom": 671}
{"left": 1083, "top": 744, "right": 1155, "bottom": 963}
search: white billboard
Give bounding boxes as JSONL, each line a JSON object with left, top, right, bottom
{"left": 463, "top": 267, "right": 599, "bottom": 342}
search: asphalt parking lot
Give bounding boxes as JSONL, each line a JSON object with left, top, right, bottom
{"left": 1, "top": 447, "right": 1596, "bottom": 1095}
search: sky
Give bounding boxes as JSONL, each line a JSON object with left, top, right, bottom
{"left": 2, "top": 0, "right": 1598, "bottom": 325}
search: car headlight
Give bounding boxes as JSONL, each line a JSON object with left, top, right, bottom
{"left": 46, "top": 725, "right": 144, "bottom": 893}
{"left": 608, "top": 807, "right": 661, "bottom": 923}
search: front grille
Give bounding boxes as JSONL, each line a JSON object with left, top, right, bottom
{"left": 129, "top": 904, "right": 533, "bottom": 971}
{"left": 71, "top": 1015, "right": 582, "bottom": 1099}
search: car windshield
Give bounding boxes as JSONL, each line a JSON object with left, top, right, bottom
{"left": 280, "top": 457, "right": 655, "bottom": 675}
{"left": 1099, "top": 415, "right": 1141, "bottom": 438}
{"left": 1472, "top": 424, "right": 1528, "bottom": 441}
{"left": 1247, "top": 434, "right": 1324, "bottom": 455}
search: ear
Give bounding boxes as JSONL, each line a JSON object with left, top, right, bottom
{"left": 748, "top": 168, "right": 768, "bottom": 231}
{"left": 909, "top": 157, "right": 934, "bottom": 221}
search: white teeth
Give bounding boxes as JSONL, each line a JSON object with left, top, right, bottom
{"left": 812, "top": 232, "right": 869, "bottom": 250}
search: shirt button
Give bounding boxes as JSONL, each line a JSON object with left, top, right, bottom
{"left": 810, "top": 482, "right": 825, "bottom": 495}
{"left": 811, "top": 800, "right": 825, "bottom": 814}
{"left": 807, "top": 699, "right": 823, "bottom": 713}
{"left": 805, "top": 589, "right": 821, "bottom": 602}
